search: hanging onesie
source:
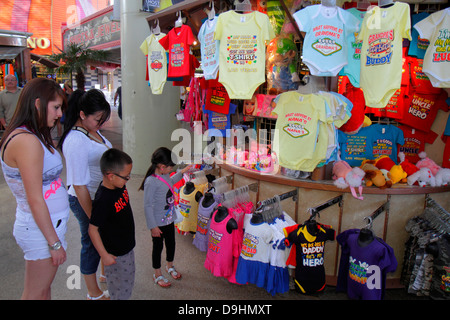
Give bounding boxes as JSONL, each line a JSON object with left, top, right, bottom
{"left": 293, "top": 4, "right": 360, "bottom": 77}
{"left": 159, "top": 24, "right": 195, "bottom": 78}
{"left": 285, "top": 223, "right": 335, "bottom": 294}
{"left": 272, "top": 91, "right": 333, "bottom": 172}
{"left": 339, "top": 8, "right": 366, "bottom": 87}
{"left": 336, "top": 229, "right": 397, "bottom": 300}
{"left": 199, "top": 16, "right": 221, "bottom": 80}
{"left": 214, "top": 10, "right": 275, "bottom": 99}
{"left": 139, "top": 33, "right": 167, "bottom": 94}
{"left": 175, "top": 185, "right": 201, "bottom": 233}
{"left": 413, "top": 8, "right": 450, "bottom": 88}
{"left": 357, "top": 2, "right": 411, "bottom": 109}
{"left": 398, "top": 125, "right": 438, "bottom": 164}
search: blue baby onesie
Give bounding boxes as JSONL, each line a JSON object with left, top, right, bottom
{"left": 198, "top": 16, "right": 220, "bottom": 80}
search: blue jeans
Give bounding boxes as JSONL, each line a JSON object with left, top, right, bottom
{"left": 69, "top": 195, "right": 100, "bottom": 275}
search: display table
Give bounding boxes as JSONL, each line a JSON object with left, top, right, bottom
{"left": 217, "top": 163, "right": 450, "bottom": 288}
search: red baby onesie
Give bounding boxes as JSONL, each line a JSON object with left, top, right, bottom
{"left": 398, "top": 125, "right": 438, "bottom": 164}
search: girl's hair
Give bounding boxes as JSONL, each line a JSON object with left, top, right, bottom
{"left": 57, "top": 88, "right": 111, "bottom": 151}
{"left": 139, "top": 147, "right": 176, "bottom": 191}
{"left": 100, "top": 148, "right": 133, "bottom": 175}
{"left": 0, "top": 77, "right": 67, "bottom": 153}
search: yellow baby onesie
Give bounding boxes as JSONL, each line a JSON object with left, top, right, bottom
{"left": 272, "top": 92, "right": 332, "bottom": 171}
{"left": 214, "top": 10, "right": 275, "bottom": 99}
{"left": 139, "top": 33, "right": 167, "bottom": 95}
{"left": 357, "top": 2, "right": 411, "bottom": 108}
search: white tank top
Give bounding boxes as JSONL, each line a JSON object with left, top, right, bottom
{"left": 1, "top": 128, "right": 70, "bottom": 221}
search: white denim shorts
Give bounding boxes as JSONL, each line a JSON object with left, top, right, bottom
{"left": 13, "top": 212, "right": 69, "bottom": 261}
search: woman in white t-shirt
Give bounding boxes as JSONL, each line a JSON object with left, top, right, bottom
{"left": 58, "top": 89, "right": 112, "bottom": 300}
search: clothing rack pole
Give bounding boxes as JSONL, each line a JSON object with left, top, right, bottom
{"left": 363, "top": 198, "right": 390, "bottom": 233}
{"left": 308, "top": 195, "right": 343, "bottom": 220}
{"left": 257, "top": 189, "right": 298, "bottom": 208}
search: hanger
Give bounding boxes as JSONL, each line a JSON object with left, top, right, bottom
{"left": 357, "top": 0, "right": 371, "bottom": 10}
{"left": 378, "top": 0, "right": 394, "bottom": 8}
{"left": 152, "top": 19, "right": 161, "bottom": 35}
{"left": 175, "top": 11, "right": 183, "bottom": 28}
{"left": 321, "top": 0, "right": 336, "bottom": 7}
{"left": 208, "top": 1, "right": 215, "bottom": 20}
{"left": 234, "top": 0, "right": 252, "bottom": 13}
{"left": 362, "top": 201, "right": 389, "bottom": 230}
{"left": 307, "top": 195, "right": 343, "bottom": 221}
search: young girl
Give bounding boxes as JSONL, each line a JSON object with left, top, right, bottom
{"left": 139, "top": 147, "right": 192, "bottom": 287}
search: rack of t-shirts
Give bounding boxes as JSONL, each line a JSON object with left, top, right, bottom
{"left": 401, "top": 195, "right": 450, "bottom": 300}
{"left": 336, "top": 201, "right": 398, "bottom": 300}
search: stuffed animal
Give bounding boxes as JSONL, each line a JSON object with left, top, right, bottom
{"left": 374, "top": 155, "right": 408, "bottom": 185}
{"left": 435, "top": 168, "right": 450, "bottom": 186}
{"left": 398, "top": 152, "right": 419, "bottom": 177}
{"left": 332, "top": 160, "right": 365, "bottom": 200}
{"left": 360, "top": 160, "right": 392, "bottom": 189}
{"left": 407, "top": 167, "right": 436, "bottom": 187}
{"left": 416, "top": 151, "right": 441, "bottom": 176}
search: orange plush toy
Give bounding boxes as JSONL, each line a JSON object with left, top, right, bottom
{"left": 374, "top": 156, "right": 408, "bottom": 185}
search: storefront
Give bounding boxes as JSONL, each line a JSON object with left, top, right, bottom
{"left": 119, "top": 0, "right": 450, "bottom": 299}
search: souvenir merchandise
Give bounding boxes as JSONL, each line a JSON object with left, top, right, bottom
{"left": 204, "top": 84, "right": 231, "bottom": 114}
{"left": 198, "top": 16, "right": 220, "bottom": 80}
{"left": 203, "top": 103, "right": 237, "bottom": 138}
{"left": 373, "top": 155, "right": 408, "bottom": 185}
{"left": 214, "top": 10, "right": 275, "bottom": 99}
{"left": 332, "top": 160, "right": 365, "bottom": 200}
{"left": 140, "top": 32, "right": 168, "bottom": 94}
{"left": 159, "top": 24, "right": 195, "bottom": 78}
{"left": 442, "top": 114, "right": 450, "bottom": 168}
{"left": 193, "top": 193, "right": 220, "bottom": 252}
{"left": 175, "top": 182, "right": 203, "bottom": 233}
{"left": 336, "top": 229, "right": 397, "bottom": 300}
{"left": 272, "top": 91, "right": 334, "bottom": 172}
{"left": 285, "top": 221, "right": 335, "bottom": 294}
{"left": 293, "top": 4, "right": 360, "bottom": 77}
{"left": 357, "top": 2, "right": 411, "bottom": 109}
{"left": 204, "top": 208, "right": 238, "bottom": 277}
{"left": 401, "top": 197, "right": 450, "bottom": 299}
{"left": 337, "top": 76, "right": 366, "bottom": 134}
{"left": 398, "top": 125, "right": 438, "bottom": 164}
{"left": 266, "top": 36, "right": 300, "bottom": 93}
{"left": 408, "top": 12, "right": 430, "bottom": 59}
{"left": 413, "top": 8, "right": 450, "bottom": 88}
{"left": 408, "top": 56, "right": 442, "bottom": 95}
{"left": 360, "top": 160, "right": 392, "bottom": 189}
{"left": 172, "top": 54, "right": 200, "bottom": 87}
{"left": 339, "top": 7, "right": 366, "bottom": 88}
{"left": 397, "top": 91, "right": 449, "bottom": 133}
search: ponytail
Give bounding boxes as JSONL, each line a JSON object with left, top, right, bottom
{"left": 139, "top": 147, "right": 177, "bottom": 191}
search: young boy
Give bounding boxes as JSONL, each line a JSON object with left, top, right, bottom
{"left": 89, "top": 148, "right": 135, "bottom": 300}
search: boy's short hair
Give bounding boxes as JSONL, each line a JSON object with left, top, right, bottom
{"left": 100, "top": 148, "right": 133, "bottom": 175}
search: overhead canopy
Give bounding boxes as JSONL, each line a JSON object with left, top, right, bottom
{"left": 0, "top": 29, "right": 31, "bottom": 60}
{"left": 30, "top": 52, "right": 60, "bottom": 68}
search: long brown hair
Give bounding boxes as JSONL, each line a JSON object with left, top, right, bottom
{"left": 0, "top": 78, "right": 67, "bottom": 153}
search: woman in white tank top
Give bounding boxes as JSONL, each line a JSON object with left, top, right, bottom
{"left": 0, "top": 78, "right": 69, "bottom": 299}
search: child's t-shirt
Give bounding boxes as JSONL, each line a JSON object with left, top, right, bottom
{"left": 370, "top": 124, "right": 405, "bottom": 163}
{"left": 339, "top": 7, "right": 366, "bottom": 87}
{"left": 398, "top": 91, "right": 449, "bottom": 133}
{"left": 90, "top": 185, "right": 135, "bottom": 257}
{"left": 203, "top": 103, "right": 237, "bottom": 138}
{"left": 159, "top": 24, "right": 195, "bottom": 78}
{"left": 198, "top": 16, "right": 220, "bottom": 80}
{"left": 204, "top": 84, "right": 231, "bottom": 114}
{"left": 293, "top": 5, "right": 360, "bottom": 77}
{"left": 442, "top": 113, "right": 450, "bottom": 168}
{"left": 413, "top": 8, "right": 450, "bottom": 88}
{"left": 357, "top": 2, "right": 411, "bottom": 109}
{"left": 398, "top": 125, "right": 438, "bottom": 164}
{"left": 408, "top": 56, "right": 442, "bottom": 95}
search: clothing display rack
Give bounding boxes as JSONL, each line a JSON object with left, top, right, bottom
{"left": 255, "top": 189, "right": 297, "bottom": 222}
{"left": 401, "top": 196, "right": 450, "bottom": 299}
{"left": 363, "top": 201, "right": 390, "bottom": 230}
{"left": 308, "top": 195, "right": 343, "bottom": 220}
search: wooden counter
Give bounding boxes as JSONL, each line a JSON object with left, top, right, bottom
{"left": 217, "top": 163, "right": 450, "bottom": 288}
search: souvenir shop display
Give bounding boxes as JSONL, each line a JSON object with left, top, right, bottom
{"left": 401, "top": 196, "right": 450, "bottom": 299}
{"left": 198, "top": 3, "right": 220, "bottom": 81}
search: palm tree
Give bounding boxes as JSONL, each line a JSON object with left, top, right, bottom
{"left": 49, "top": 42, "right": 110, "bottom": 91}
